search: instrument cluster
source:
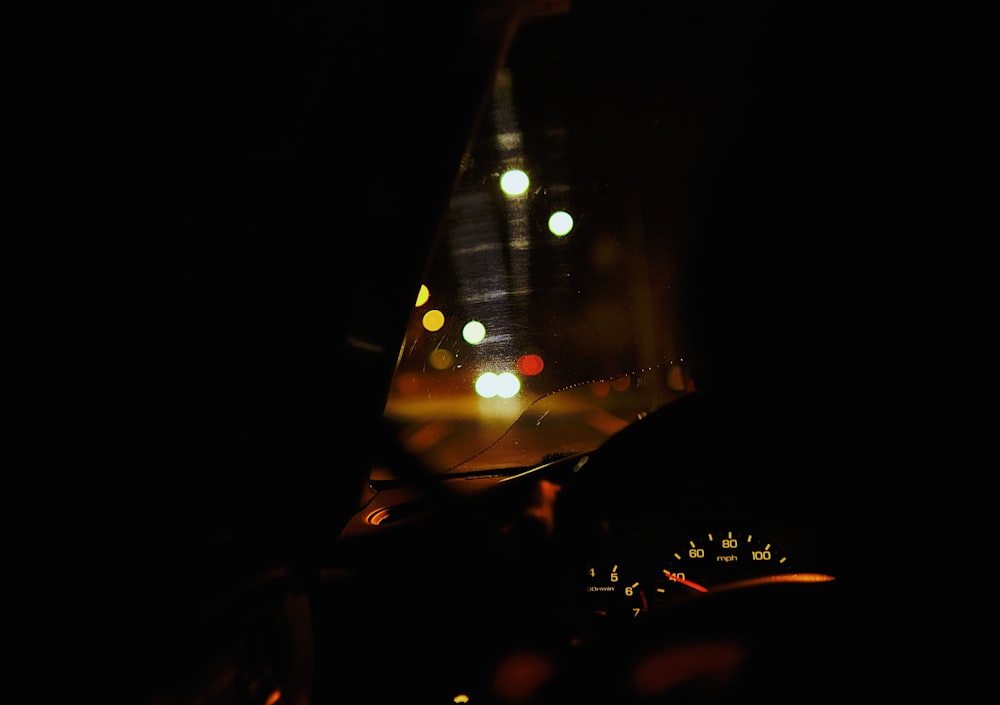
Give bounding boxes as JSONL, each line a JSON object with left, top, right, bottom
{"left": 568, "top": 525, "right": 830, "bottom": 625}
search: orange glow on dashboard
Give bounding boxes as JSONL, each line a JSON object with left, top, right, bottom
{"left": 711, "top": 573, "right": 836, "bottom": 593}
{"left": 491, "top": 651, "right": 553, "bottom": 703}
{"left": 523, "top": 479, "right": 561, "bottom": 535}
{"left": 631, "top": 641, "right": 745, "bottom": 697}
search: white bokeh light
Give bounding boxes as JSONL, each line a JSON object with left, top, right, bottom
{"left": 463, "top": 320, "right": 486, "bottom": 344}
{"left": 475, "top": 371, "right": 521, "bottom": 398}
{"left": 548, "top": 210, "right": 574, "bottom": 236}
{"left": 500, "top": 169, "right": 530, "bottom": 196}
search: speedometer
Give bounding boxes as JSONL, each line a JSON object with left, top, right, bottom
{"left": 654, "top": 530, "right": 792, "bottom": 604}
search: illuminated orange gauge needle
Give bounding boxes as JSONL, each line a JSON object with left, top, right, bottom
{"left": 663, "top": 570, "right": 708, "bottom": 592}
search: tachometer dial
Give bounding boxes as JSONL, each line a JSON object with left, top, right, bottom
{"left": 583, "top": 562, "right": 648, "bottom": 619}
{"left": 654, "top": 530, "right": 791, "bottom": 605}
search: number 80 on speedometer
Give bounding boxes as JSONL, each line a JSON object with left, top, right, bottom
{"left": 654, "top": 530, "right": 791, "bottom": 604}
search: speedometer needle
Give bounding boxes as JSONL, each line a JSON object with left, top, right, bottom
{"left": 663, "top": 570, "right": 708, "bottom": 592}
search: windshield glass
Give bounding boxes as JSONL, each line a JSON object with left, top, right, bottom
{"left": 382, "top": 7, "right": 729, "bottom": 474}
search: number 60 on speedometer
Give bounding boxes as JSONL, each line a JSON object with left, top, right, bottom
{"left": 654, "top": 530, "right": 792, "bottom": 604}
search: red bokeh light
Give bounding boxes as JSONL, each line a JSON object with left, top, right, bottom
{"left": 516, "top": 354, "right": 544, "bottom": 376}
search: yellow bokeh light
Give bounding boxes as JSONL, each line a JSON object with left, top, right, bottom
{"left": 428, "top": 348, "right": 455, "bottom": 370}
{"left": 500, "top": 169, "right": 530, "bottom": 196}
{"left": 422, "top": 309, "right": 445, "bottom": 332}
{"left": 415, "top": 284, "right": 430, "bottom": 306}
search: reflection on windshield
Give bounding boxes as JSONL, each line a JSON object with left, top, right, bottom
{"left": 406, "top": 367, "right": 689, "bottom": 473}
{"left": 384, "top": 21, "right": 697, "bottom": 474}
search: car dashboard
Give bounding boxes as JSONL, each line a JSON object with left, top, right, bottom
{"left": 318, "top": 393, "right": 844, "bottom": 705}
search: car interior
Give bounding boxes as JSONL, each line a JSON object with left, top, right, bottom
{"left": 113, "top": 1, "right": 888, "bottom": 704}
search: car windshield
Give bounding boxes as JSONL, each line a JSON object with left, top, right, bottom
{"left": 381, "top": 9, "right": 725, "bottom": 475}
